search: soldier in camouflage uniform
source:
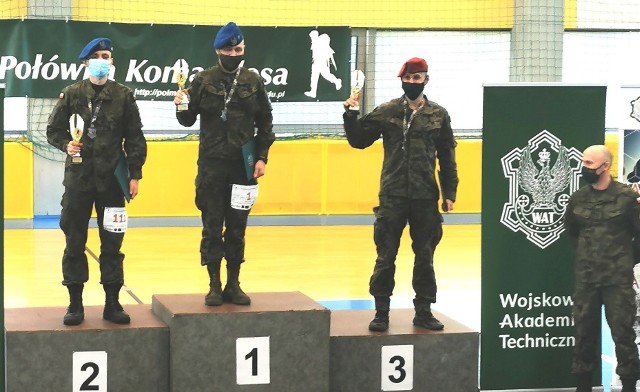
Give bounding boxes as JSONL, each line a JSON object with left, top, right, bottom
{"left": 342, "top": 57, "right": 458, "bottom": 332}
{"left": 46, "top": 37, "right": 147, "bottom": 326}
{"left": 564, "top": 145, "right": 640, "bottom": 392}
{"left": 174, "top": 22, "right": 275, "bottom": 306}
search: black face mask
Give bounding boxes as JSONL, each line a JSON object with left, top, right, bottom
{"left": 581, "top": 164, "right": 604, "bottom": 184}
{"left": 402, "top": 82, "right": 425, "bottom": 100}
{"left": 219, "top": 54, "right": 244, "bottom": 71}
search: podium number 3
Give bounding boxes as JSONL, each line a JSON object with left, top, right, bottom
{"left": 73, "top": 351, "right": 107, "bottom": 392}
{"left": 381, "top": 345, "right": 414, "bottom": 391}
{"left": 236, "top": 336, "right": 270, "bottom": 385}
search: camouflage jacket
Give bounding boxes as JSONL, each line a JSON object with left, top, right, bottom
{"left": 176, "top": 66, "right": 275, "bottom": 164}
{"left": 343, "top": 96, "right": 458, "bottom": 201}
{"left": 564, "top": 179, "right": 640, "bottom": 285}
{"left": 46, "top": 79, "right": 147, "bottom": 192}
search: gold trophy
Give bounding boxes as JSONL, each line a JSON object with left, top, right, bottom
{"left": 350, "top": 69, "right": 365, "bottom": 111}
{"left": 173, "top": 60, "right": 190, "bottom": 112}
{"left": 69, "top": 114, "right": 84, "bottom": 164}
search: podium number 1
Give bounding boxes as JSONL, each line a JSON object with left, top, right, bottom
{"left": 236, "top": 336, "right": 270, "bottom": 385}
{"left": 73, "top": 351, "right": 107, "bottom": 391}
{"left": 381, "top": 345, "right": 414, "bottom": 391}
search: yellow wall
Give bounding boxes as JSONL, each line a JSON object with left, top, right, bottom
{"left": 4, "top": 142, "right": 33, "bottom": 219}
{"left": 565, "top": 0, "right": 578, "bottom": 29}
{"left": 8, "top": 136, "right": 620, "bottom": 219}
{"left": 0, "top": 0, "right": 588, "bottom": 31}
{"left": 72, "top": 0, "right": 513, "bottom": 29}
{"left": 131, "top": 139, "right": 484, "bottom": 217}
{"left": 0, "top": 0, "right": 26, "bottom": 18}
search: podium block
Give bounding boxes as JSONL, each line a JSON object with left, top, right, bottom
{"left": 5, "top": 305, "right": 169, "bottom": 392}
{"left": 330, "top": 309, "right": 479, "bottom": 392}
{"left": 152, "top": 291, "right": 330, "bottom": 392}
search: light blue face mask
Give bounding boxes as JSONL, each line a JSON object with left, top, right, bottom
{"left": 87, "top": 58, "right": 111, "bottom": 79}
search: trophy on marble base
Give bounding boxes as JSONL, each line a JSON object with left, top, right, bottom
{"left": 69, "top": 114, "right": 84, "bottom": 164}
{"left": 350, "top": 70, "right": 365, "bottom": 111}
{"left": 173, "top": 59, "right": 190, "bottom": 112}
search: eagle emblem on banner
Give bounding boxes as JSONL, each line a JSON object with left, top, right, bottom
{"left": 500, "top": 130, "right": 583, "bottom": 249}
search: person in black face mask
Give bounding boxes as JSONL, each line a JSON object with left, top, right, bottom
{"left": 174, "top": 22, "right": 275, "bottom": 307}
{"left": 342, "top": 57, "right": 459, "bottom": 332}
{"left": 564, "top": 145, "right": 640, "bottom": 392}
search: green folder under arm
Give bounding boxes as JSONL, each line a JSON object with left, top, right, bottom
{"left": 114, "top": 152, "right": 131, "bottom": 203}
{"left": 241, "top": 139, "right": 256, "bottom": 181}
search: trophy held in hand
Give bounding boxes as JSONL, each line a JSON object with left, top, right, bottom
{"left": 350, "top": 69, "right": 365, "bottom": 112}
{"left": 69, "top": 113, "right": 84, "bottom": 164}
{"left": 173, "top": 59, "right": 190, "bottom": 112}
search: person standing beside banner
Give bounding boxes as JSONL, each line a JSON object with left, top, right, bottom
{"left": 342, "top": 57, "right": 459, "bottom": 332}
{"left": 46, "top": 37, "right": 147, "bottom": 326}
{"left": 564, "top": 145, "right": 640, "bottom": 392}
{"left": 174, "top": 22, "right": 275, "bottom": 307}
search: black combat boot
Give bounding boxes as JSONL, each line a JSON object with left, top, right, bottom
{"left": 222, "top": 263, "right": 251, "bottom": 305}
{"left": 413, "top": 305, "right": 444, "bottom": 330}
{"left": 103, "top": 283, "right": 131, "bottom": 324}
{"left": 63, "top": 284, "right": 85, "bottom": 326}
{"left": 369, "top": 296, "right": 390, "bottom": 332}
{"left": 575, "top": 372, "right": 592, "bottom": 392}
{"left": 205, "top": 262, "right": 223, "bottom": 306}
{"left": 621, "top": 378, "right": 637, "bottom": 392}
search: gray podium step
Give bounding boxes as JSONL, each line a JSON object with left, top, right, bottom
{"left": 5, "top": 305, "right": 169, "bottom": 392}
{"left": 330, "top": 309, "right": 479, "bottom": 392}
{"left": 152, "top": 291, "right": 331, "bottom": 392}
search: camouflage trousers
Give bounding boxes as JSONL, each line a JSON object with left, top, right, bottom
{"left": 195, "top": 159, "right": 256, "bottom": 266}
{"left": 369, "top": 196, "right": 443, "bottom": 309}
{"left": 572, "top": 282, "right": 640, "bottom": 378}
{"left": 59, "top": 184, "right": 125, "bottom": 285}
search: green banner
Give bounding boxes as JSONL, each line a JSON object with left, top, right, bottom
{"left": 0, "top": 19, "right": 350, "bottom": 102}
{"left": 480, "top": 85, "right": 606, "bottom": 390}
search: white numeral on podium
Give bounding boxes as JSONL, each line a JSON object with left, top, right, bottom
{"left": 381, "top": 345, "right": 414, "bottom": 391}
{"left": 236, "top": 336, "right": 270, "bottom": 385}
{"left": 73, "top": 351, "right": 108, "bottom": 391}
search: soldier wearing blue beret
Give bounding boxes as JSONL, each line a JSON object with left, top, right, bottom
{"left": 47, "top": 37, "right": 147, "bottom": 327}
{"left": 78, "top": 37, "right": 113, "bottom": 60}
{"left": 174, "top": 22, "right": 275, "bottom": 307}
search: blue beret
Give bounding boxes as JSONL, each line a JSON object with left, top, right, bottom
{"left": 78, "top": 37, "right": 113, "bottom": 60}
{"left": 213, "top": 22, "right": 244, "bottom": 49}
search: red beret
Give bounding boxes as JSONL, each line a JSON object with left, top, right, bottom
{"left": 397, "top": 57, "right": 428, "bottom": 77}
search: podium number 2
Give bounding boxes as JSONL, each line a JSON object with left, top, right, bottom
{"left": 381, "top": 345, "right": 414, "bottom": 391}
{"left": 73, "top": 351, "right": 107, "bottom": 392}
{"left": 236, "top": 336, "right": 270, "bottom": 385}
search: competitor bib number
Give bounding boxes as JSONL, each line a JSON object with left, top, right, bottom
{"left": 103, "top": 207, "right": 128, "bottom": 233}
{"left": 231, "top": 184, "right": 259, "bottom": 210}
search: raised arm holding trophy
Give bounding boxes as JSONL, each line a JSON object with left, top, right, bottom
{"left": 174, "top": 22, "right": 275, "bottom": 307}
{"left": 173, "top": 59, "right": 190, "bottom": 112}
{"left": 342, "top": 57, "right": 459, "bottom": 333}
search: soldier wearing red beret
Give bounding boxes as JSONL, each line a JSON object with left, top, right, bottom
{"left": 343, "top": 57, "right": 459, "bottom": 332}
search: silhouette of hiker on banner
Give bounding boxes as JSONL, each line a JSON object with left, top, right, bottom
{"left": 305, "top": 30, "right": 342, "bottom": 98}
